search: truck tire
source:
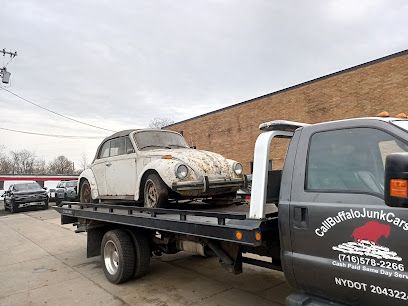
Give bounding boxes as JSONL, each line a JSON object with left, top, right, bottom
{"left": 79, "top": 180, "right": 95, "bottom": 203}
{"left": 144, "top": 174, "right": 168, "bottom": 208}
{"left": 130, "top": 231, "right": 151, "bottom": 279}
{"left": 101, "top": 230, "right": 136, "bottom": 284}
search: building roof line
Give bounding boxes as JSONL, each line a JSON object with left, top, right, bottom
{"left": 166, "top": 48, "right": 408, "bottom": 128}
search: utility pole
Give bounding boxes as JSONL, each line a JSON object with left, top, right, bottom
{"left": 1, "top": 48, "right": 18, "bottom": 84}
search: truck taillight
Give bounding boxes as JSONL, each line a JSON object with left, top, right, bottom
{"left": 390, "top": 179, "right": 408, "bottom": 198}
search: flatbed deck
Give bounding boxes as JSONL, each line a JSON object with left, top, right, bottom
{"left": 54, "top": 202, "right": 278, "bottom": 246}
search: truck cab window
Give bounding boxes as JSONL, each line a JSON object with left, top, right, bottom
{"left": 306, "top": 128, "right": 408, "bottom": 196}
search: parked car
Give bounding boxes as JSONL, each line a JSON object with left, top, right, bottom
{"left": 47, "top": 188, "right": 56, "bottom": 202}
{"left": 3, "top": 182, "right": 48, "bottom": 213}
{"left": 55, "top": 180, "right": 78, "bottom": 205}
{"left": 78, "top": 129, "right": 245, "bottom": 207}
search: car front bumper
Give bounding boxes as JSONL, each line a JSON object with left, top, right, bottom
{"left": 172, "top": 176, "right": 246, "bottom": 195}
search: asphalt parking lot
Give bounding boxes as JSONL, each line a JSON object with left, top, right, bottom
{"left": 0, "top": 201, "right": 290, "bottom": 306}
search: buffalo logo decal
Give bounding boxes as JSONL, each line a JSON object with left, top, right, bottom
{"left": 332, "top": 221, "right": 402, "bottom": 261}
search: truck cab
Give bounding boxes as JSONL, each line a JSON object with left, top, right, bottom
{"left": 253, "top": 117, "right": 408, "bottom": 305}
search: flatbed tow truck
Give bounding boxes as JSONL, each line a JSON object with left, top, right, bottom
{"left": 55, "top": 117, "right": 408, "bottom": 306}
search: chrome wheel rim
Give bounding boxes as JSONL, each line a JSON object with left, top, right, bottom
{"left": 145, "top": 180, "right": 157, "bottom": 207}
{"left": 104, "top": 240, "right": 119, "bottom": 275}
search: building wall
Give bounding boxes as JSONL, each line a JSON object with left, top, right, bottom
{"left": 168, "top": 51, "right": 408, "bottom": 174}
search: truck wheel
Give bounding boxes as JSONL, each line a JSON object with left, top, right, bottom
{"left": 144, "top": 174, "right": 168, "bottom": 208}
{"left": 80, "top": 180, "right": 94, "bottom": 203}
{"left": 131, "top": 231, "right": 151, "bottom": 279}
{"left": 101, "top": 230, "right": 135, "bottom": 284}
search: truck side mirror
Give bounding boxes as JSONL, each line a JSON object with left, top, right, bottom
{"left": 384, "top": 152, "right": 408, "bottom": 207}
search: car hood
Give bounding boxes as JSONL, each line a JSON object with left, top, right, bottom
{"left": 13, "top": 190, "right": 47, "bottom": 196}
{"left": 150, "top": 149, "right": 234, "bottom": 177}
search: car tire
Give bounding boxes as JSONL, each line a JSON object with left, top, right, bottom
{"left": 144, "top": 174, "right": 168, "bottom": 208}
{"left": 55, "top": 198, "right": 62, "bottom": 206}
{"left": 42, "top": 199, "right": 49, "bottom": 210}
{"left": 9, "top": 200, "right": 18, "bottom": 213}
{"left": 101, "top": 230, "right": 136, "bottom": 284}
{"left": 79, "top": 180, "right": 96, "bottom": 204}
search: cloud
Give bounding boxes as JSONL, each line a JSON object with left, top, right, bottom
{"left": 0, "top": 0, "right": 407, "bottom": 167}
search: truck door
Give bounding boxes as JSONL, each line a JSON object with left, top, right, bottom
{"left": 289, "top": 121, "right": 408, "bottom": 305}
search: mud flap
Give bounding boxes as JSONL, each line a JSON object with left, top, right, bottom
{"left": 207, "top": 241, "right": 242, "bottom": 274}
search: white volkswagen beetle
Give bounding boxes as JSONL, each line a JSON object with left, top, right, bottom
{"left": 78, "top": 129, "right": 245, "bottom": 208}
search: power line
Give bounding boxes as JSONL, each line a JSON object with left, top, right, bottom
{"left": 0, "top": 127, "right": 106, "bottom": 139}
{"left": 0, "top": 86, "right": 116, "bottom": 133}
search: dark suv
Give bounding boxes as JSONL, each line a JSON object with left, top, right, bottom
{"left": 55, "top": 180, "right": 78, "bottom": 205}
{"left": 3, "top": 182, "right": 49, "bottom": 213}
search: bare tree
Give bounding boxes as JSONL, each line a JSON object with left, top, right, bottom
{"left": 48, "top": 155, "right": 74, "bottom": 175}
{"left": 10, "top": 149, "right": 36, "bottom": 174}
{"left": 80, "top": 152, "right": 89, "bottom": 171}
{"left": 148, "top": 117, "right": 175, "bottom": 129}
{"left": 33, "top": 158, "right": 47, "bottom": 174}
{"left": 0, "top": 145, "right": 12, "bottom": 174}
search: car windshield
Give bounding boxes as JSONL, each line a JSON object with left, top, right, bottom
{"left": 14, "top": 183, "right": 42, "bottom": 191}
{"left": 134, "top": 131, "right": 188, "bottom": 150}
{"left": 66, "top": 181, "right": 77, "bottom": 187}
{"left": 393, "top": 120, "right": 408, "bottom": 132}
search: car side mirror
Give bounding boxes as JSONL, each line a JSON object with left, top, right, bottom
{"left": 43, "top": 187, "right": 48, "bottom": 190}
{"left": 384, "top": 152, "right": 408, "bottom": 207}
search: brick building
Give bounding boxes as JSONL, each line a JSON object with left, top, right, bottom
{"left": 167, "top": 50, "right": 408, "bottom": 174}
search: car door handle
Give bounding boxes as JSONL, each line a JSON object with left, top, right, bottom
{"left": 293, "top": 206, "right": 308, "bottom": 229}
{"left": 105, "top": 163, "right": 112, "bottom": 167}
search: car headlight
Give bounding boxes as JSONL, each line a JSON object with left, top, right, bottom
{"left": 176, "top": 164, "right": 188, "bottom": 179}
{"left": 233, "top": 162, "right": 243, "bottom": 175}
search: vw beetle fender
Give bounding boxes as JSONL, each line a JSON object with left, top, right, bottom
{"left": 78, "top": 169, "right": 99, "bottom": 200}
{"left": 134, "top": 159, "right": 198, "bottom": 201}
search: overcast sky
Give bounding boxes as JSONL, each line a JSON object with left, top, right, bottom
{"left": 1, "top": 0, "right": 407, "bottom": 168}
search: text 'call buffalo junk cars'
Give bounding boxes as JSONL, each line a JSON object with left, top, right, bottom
{"left": 78, "top": 129, "right": 246, "bottom": 208}
{"left": 3, "top": 182, "right": 49, "bottom": 213}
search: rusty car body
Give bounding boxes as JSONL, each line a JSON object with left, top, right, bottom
{"left": 78, "top": 129, "right": 245, "bottom": 207}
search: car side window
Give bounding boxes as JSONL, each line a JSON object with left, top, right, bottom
{"left": 306, "top": 128, "right": 408, "bottom": 196}
{"left": 125, "top": 137, "right": 135, "bottom": 154}
{"left": 110, "top": 137, "right": 126, "bottom": 156}
{"left": 99, "top": 140, "right": 111, "bottom": 158}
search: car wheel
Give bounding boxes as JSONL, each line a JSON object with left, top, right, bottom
{"left": 9, "top": 200, "right": 18, "bottom": 213}
{"left": 80, "top": 180, "right": 94, "bottom": 203}
{"left": 42, "top": 199, "right": 49, "bottom": 210}
{"left": 101, "top": 230, "right": 135, "bottom": 284}
{"left": 55, "top": 198, "right": 62, "bottom": 206}
{"left": 144, "top": 174, "right": 168, "bottom": 208}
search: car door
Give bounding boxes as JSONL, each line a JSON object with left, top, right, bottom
{"left": 289, "top": 121, "right": 408, "bottom": 305}
{"left": 91, "top": 140, "right": 110, "bottom": 196}
{"left": 105, "top": 137, "right": 137, "bottom": 197}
